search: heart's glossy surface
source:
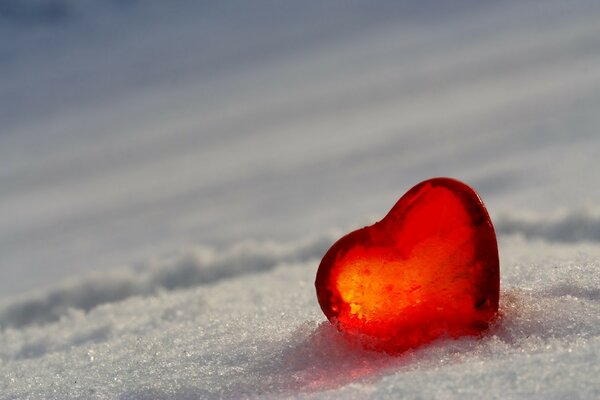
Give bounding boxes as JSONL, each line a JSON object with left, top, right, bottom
{"left": 315, "top": 178, "right": 499, "bottom": 352}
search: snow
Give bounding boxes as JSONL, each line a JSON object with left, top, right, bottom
{"left": 1, "top": 0, "right": 600, "bottom": 398}
{"left": 1, "top": 236, "right": 599, "bottom": 399}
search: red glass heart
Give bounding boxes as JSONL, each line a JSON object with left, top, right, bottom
{"left": 315, "top": 177, "right": 499, "bottom": 353}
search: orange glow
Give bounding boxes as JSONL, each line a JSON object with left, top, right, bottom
{"left": 315, "top": 178, "right": 499, "bottom": 353}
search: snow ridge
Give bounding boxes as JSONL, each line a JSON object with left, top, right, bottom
{"left": 495, "top": 208, "right": 600, "bottom": 243}
{"left": 0, "top": 232, "right": 337, "bottom": 330}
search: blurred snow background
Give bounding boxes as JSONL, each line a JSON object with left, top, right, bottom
{"left": 1, "top": 1, "right": 599, "bottom": 398}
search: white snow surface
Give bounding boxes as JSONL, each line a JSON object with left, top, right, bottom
{"left": 1, "top": 1, "right": 600, "bottom": 398}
